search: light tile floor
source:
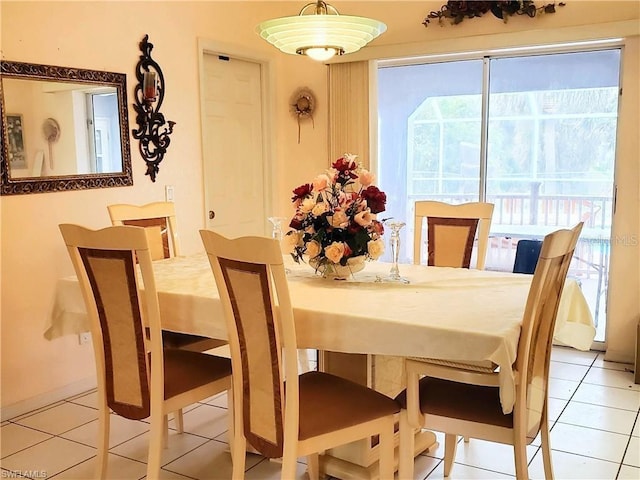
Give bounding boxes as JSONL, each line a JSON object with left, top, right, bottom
{"left": 1, "top": 347, "right": 638, "bottom": 479}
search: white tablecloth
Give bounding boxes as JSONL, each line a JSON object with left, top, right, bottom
{"left": 45, "top": 254, "right": 595, "bottom": 414}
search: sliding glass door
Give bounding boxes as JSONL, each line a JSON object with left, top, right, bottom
{"left": 377, "top": 48, "right": 621, "bottom": 343}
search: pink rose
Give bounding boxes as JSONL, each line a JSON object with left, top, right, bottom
{"left": 355, "top": 209, "right": 373, "bottom": 227}
{"left": 358, "top": 169, "right": 374, "bottom": 187}
{"left": 367, "top": 239, "right": 385, "bottom": 260}
{"left": 325, "top": 242, "right": 346, "bottom": 263}
{"left": 329, "top": 210, "right": 349, "bottom": 228}
{"left": 313, "top": 174, "right": 331, "bottom": 192}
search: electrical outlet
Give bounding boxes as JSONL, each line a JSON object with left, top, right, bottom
{"left": 78, "top": 332, "right": 91, "bottom": 345}
{"left": 165, "top": 185, "right": 175, "bottom": 202}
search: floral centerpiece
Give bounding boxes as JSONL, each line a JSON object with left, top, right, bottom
{"left": 285, "top": 154, "right": 387, "bottom": 277}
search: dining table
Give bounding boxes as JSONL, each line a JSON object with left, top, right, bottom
{"left": 45, "top": 252, "right": 596, "bottom": 478}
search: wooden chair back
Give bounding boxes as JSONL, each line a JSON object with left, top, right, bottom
{"left": 515, "top": 222, "right": 583, "bottom": 439}
{"left": 200, "top": 231, "right": 296, "bottom": 458}
{"left": 413, "top": 201, "right": 494, "bottom": 269}
{"left": 107, "top": 202, "right": 179, "bottom": 260}
{"left": 59, "top": 224, "right": 164, "bottom": 420}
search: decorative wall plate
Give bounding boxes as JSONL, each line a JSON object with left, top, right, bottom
{"left": 42, "top": 117, "right": 61, "bottom": 169}
{"left": 290, "top": 87, "right": 316, "bottom": 143}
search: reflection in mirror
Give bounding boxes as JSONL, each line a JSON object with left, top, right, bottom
{"left": 1, "top": 60, "right": 132, "bottom": 195}
{"left": 4, "top": 79, "right": 122, "bottom": 178}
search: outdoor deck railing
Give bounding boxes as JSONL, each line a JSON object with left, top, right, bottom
{"left": 406, "top": 192, "right": 611, "bottom": 328}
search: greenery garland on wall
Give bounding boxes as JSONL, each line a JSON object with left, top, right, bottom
{"left": 424, "top": 1, "right": 565, "bottom": 27}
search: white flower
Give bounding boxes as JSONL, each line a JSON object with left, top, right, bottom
{"left": 300, "top": 197, "right": 315, "bottom": 213}
{"left": 305, "top": 240, "right": 322, "bottom": 258}
{"left": 329, "top": 210, "right": 349, "bottom": 228}
{"left": 358, "top": 169, "right": 375, "bottom": 187}
{"left": 325, "top": 242, "right": 346, "bottom": 263}
{"left": 283, "top": 231, "right": 302, "bottom": 253}
{"left": 367, "top": 238, "right": 385, "bottom": 260}
{"left": 311, "top": 202, "right": 327, "bottom": 217}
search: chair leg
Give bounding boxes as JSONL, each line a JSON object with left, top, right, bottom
{"left": 443, "top": 434, "right": 458, "bottom": 477}
{"left": 227, "top": 388, "right": 235, "bottom": 452}
{"left": 281, "top": 440, "right": 298, "bottom": 480}
{"left": 147, "top": 413, "right": 165, "bottom": 479}
{"left": 231, "top": 432, "right": 247, "bottom": 480}
{"left": 378, "top": 419, "right": 395, "bottom": 480}
{"left": 162, "top": 414, "right": 169, "bottom": 449}
{"left": 307, "top": 453, "right": 320, "bottom": 480}
{"left": 541, "top": 409, "right": 555, "bottom": 480}
{"left": 513, "top": 439, "right": 529, "bottom": 480}
{"left": 95, "top": 405, "right": 110, "bottom": 479}
{"left": 398, "top": 410, "right": 415, "bottom": 480}
{"left": 229, "top": 387, "right": 247, "bottom": 479}
{"left": 174, "top": 409, "right": 184, "bottom": 434}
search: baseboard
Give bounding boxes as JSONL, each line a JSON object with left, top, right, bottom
{"left": 1, "top": 376, "right": 97, "bottom": 422}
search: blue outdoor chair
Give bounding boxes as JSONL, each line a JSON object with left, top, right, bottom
{"left": 513, "top": 239, "right": 543, "bottom": 274}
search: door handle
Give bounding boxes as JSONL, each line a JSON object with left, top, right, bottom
{"left": 208, "top": 210, "right": 215, "bottom": 220}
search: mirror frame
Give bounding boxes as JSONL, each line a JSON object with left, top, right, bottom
{"left": 1, "top": 60, "right": 133, "bottom": 195}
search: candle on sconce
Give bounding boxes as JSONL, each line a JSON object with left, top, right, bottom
{"left": 143, "top": 71, "right": 158, "bottom": 102}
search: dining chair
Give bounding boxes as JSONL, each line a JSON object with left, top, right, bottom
{"left": 396, "top": 222, "right": 583, "bottom": 480}
{"left": 59, "top": 224, "right": 233, "bottom": 479}
{"left": 200, "top": 230, "right": 400, "bottom": 480}
{"left": 413, "top": 201, "right": 495, "bottom": 269}
{"left": 107, "top": 201, "right": 225, "bottom": 353}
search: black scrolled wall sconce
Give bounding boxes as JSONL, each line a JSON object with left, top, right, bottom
{"left": 132, "top": 34, "right": 176, "bottom": 182}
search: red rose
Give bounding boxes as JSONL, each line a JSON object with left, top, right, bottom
{"left": 291, "top": 183, "right": 313, "bottom": 202}
{"left": 347, "top": 221, "right": 361, "bottom": 235}
{"left": 371, "top": 220, "right": 384, "bottom": 236}
{"left": 332, "top": 157, "right": 357, "bottom": 173}
{"left": 361, "top": 186, "right": 387, "bottom": 214}
{"left": 289, "top": 217, "right": 303, "bottom": 230}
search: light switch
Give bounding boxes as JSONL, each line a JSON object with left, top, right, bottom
{"left": 165, "top": 185, "right": 175, "bottom": 202}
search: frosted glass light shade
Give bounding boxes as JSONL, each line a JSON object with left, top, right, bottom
{"left": 257, "top": 13, "right": 386, "bottom": 61}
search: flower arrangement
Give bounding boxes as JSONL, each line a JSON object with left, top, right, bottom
{"left": 285, "top": 154, "right": 387, "bottom": 271}
{"left": 423, "top": 1, "right": 565, "bottom": 27}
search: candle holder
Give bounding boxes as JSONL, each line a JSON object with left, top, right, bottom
{"left": 376, "top": 220, "right": 410, "bottom": 284}
{"left": 132, "top": 34, "right": 176, "bottom": 182}
{"left": 268, "top": 216, "right": 291, "bottom": 274}
{"left": 268, "top": 216, "right": 287, "bottom": 241}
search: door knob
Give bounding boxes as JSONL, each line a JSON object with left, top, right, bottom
{"left": 208, "top": 210, "right": 215, "bottom": 220}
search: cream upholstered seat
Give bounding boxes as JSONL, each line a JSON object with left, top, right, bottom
{"left": 59, "top": 224, "right": 233, "bottom": 479}
{"left": 413, "top": 201, "right": 495, "bottom": 269}
{"left": 107, "top": 201, "right": 225, "bottom": 353}
{"left": 200, "top": 230, "right": 400, "bottom": 480}
{"left": 397, "top": 223, "right": 583, "bottom": 480}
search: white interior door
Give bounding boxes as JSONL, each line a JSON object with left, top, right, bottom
{"left": 201, "top": 52, "right": 267, "bottom": 237}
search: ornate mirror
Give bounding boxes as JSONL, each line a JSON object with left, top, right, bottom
{"left": 1, "top": 60, "right": 132, "bottom": 195}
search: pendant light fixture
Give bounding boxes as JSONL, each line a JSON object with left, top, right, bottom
{"left": 256, "top": 1, "right": 387, "bottom": 62}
